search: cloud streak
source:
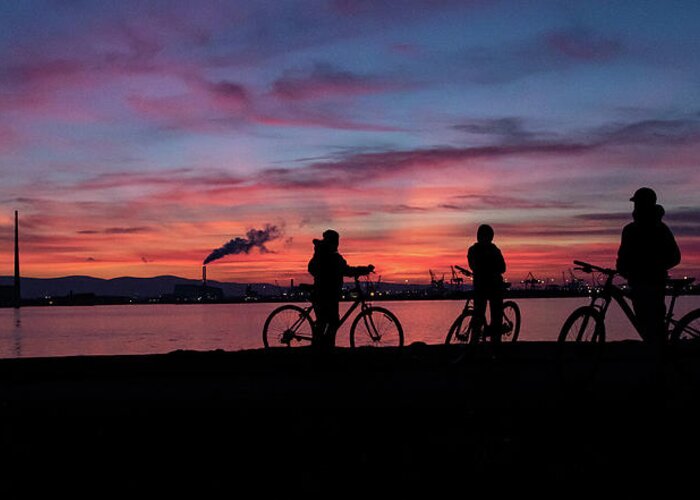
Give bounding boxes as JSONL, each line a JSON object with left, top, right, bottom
{"left": 259, "top": 115, "right": 700, "bottom": 188}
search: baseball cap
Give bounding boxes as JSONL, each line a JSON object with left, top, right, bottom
{"left": 630, "top": 187, "right": 657, "bottom": 205}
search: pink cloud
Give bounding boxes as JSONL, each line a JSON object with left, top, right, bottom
{"left": 0, "top": 126, "right": 22, "bottom": 153}
{"left": 74, "top": 169, "right": 244, "bottom": 191}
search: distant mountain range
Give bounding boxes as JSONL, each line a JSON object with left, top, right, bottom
{"left": 0, "top": 275, "right": 434, "bottom": 300}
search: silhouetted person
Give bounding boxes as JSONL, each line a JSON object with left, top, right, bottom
{"left": 467, "top": 224, "right": 506, "bottom": 343}
{"left": 616, "top": 187, "right": 681, "bottom": 348}
{"left": 307, "top": 229, "right": 374, "bottom": 349}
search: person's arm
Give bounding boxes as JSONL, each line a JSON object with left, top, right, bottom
{"left": 467, "top": 246, "right": 476, "bottom": 273}
{"left": 616, "top": 226, "right": 631, "bottom": 278}
{"left": 344, "top": 263, "right": 375, "bottom": 277}
{"left": 337, "top": 255, "right": 373, "bottom": 277}
{"left": 663, "top": 225, "right": 681, "bottom": 270}
{"left": 308, "top": 256, "right": 319, "bottom": 277}
{"left": 496, "top": 247, "right": 506, "bottom": 274}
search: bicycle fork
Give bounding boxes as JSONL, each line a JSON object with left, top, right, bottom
{"left": 360, "top": 306, "right": 382, "bottom": 341}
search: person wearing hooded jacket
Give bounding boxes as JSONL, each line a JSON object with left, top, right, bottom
{"left": 307, "top": 229, "right": 374, "bottom": 349}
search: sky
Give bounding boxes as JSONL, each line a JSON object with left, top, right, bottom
{"left": 1, "top": 0, "right": 699, "bottom": 285}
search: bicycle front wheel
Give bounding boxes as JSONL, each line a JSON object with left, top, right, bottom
{"left": 558, "top": 306, "right": 605, "bottom": 343}
{"left": 445, "top": 311, "right": 479, "bottom": 344}
{"left": 262, "top": 304, "right": 314, "bottom": 348}
{"left": 671, "top": 308, "right": 700, "bottom": 343}
{"left": 557, "top": 306, "right": 605, "bottom": 388}
{"left": 350, "top": 306, "right": 404, "bottom": 348}
{"left": 502, "top": 301, "right": 521, "bottom": 341}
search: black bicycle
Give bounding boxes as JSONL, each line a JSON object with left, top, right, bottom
{"left": 262, "top": 274, "right": 404, "bottom": 348}
{"left": 558, "top": 260, "right": 699, "bottom": 345}
{"left": 445, "top": 265, "right": 521, "bottom": 344}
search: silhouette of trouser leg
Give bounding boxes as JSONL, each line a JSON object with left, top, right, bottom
{"left": 312, "top": 300, "right": 326, "bottom": 348}
{"left": 474, "top": 288, "right": 503, "bottom": 343}
{"left": 630, "top": 284, "right": 667, "bottom": 347}
{"left": 314, "top": 300, "right": 340, "bottom": 349}
{"left": 472, "top": 292, "right": 487, "bottom": 342}
{"left": 488, "top": 290, "right": 504, "bottom": 344}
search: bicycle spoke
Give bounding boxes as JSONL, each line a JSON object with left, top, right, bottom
{"left": 263, "top": 305, "right": 314, "bottom": 348}
{"left": 351, "top": 307, "right": 403, "bottom": 347}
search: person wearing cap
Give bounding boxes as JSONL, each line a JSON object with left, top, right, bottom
{"left": 616, "top": 187, "right": 681, "bottom": 346}
{"left": 307, "top": 229, "right": 374, "bottom": 349}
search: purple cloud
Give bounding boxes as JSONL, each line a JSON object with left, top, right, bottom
{"left": 441, "top": 194, "right": 578, "bottom": 210}
{"left": 257, "top": 113, "right": 700, "bottom": 188}
{"left": 462, "top": 27, "right": 626, "bottom": 84}
{"left": 271, "top": 62, "right": 401, "bottom": 100}
{"left": 545, "top": 29, "right": 624, "bottom": 61}
{"left": 77, "top": 227, "right": 151, "bottom": 235}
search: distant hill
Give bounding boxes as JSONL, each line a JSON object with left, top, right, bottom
{"left": 0, "top": 275, "right": 437, "bottom": 300}
{"left": 0, "top": 275, "right": 257, "bottom": 299}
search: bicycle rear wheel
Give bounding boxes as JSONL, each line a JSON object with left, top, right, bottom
{"left": 502, "top": 301, "right": 521, "bottom": 341}
{"left": 445, "top": 311, "right": 479, "bottom": 344}
{"left": 669, "top": 308, "right": 700, "bottom": 386}
{"left": 350, "top": 306, "right": 404, "bottom": 348}
{"left": 671, "top": 308, "right": 700, "bottom": 343}
{"left": 262, "top": 304, "right": 314, "bottom": 348}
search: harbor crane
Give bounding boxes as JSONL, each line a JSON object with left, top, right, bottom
{"left": 429, "top": 269, "right": 445, "bottom": 289}
{"left": 450, "top": 266, "right": 464, "bottom": 289}
{"left": 521, "top": 272, "right": 544, "bottom": 289}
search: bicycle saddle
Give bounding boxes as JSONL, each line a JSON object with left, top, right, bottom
{"left": 297, "top": 283, "right": 315, "bottom": 293}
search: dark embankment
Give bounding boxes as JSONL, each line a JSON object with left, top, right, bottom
{"left": 1, "top": 342, "right": 699, "bottom": 494}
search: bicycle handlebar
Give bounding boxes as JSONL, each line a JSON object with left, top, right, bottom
{"left": 573, "top": 260, "right": 617, "bottom": 276}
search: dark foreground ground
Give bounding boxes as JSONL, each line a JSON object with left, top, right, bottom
{"left": 1, "top": 341, "right": 699, "bottom": 495}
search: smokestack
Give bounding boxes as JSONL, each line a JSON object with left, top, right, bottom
{"left": 14, "top": 210, "right": 20, "bottom": 308}
{"left": 202, "top": 265, "right": 207, "bottom": 288}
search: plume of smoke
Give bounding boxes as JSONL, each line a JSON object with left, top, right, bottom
{"left": 203, "top": 224, "right": 282, "bottom": 265}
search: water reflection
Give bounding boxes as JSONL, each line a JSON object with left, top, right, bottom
{"left": 0, "top": 296, "right": 698, "bottom": 359}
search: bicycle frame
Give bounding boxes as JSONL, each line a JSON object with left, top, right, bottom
{"left": 586, "top": 274, "right": 644, "bottom": 336}
{"left": 580, "top": 265, "right": 681, "bottom": 339}
{"left": 265, "top": 272, "right": 404, "bottom": 349}
{"left": 304, "top": 276, "right": 374, "bottom": 330}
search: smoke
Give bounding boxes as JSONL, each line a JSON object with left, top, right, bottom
{"left": 203, "top": 224, "right": 283, "bottom": 265}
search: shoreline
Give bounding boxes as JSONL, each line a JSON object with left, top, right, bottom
{"left": 3, "top": 287, "right": 699, "bottom": 308}
{"left": 2, "top": 341, "right": 699, "bottom": 492}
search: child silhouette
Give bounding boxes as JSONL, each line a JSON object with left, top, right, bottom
{"left": 467, "top": 224, "right": 506, "bottom": 343}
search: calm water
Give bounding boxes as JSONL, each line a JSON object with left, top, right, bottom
{"left": 2, "top": 296, "right": 700, "bottom": 359}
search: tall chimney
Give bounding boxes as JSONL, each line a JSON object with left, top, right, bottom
{"left": 14, "top": 210, "right": 20, "bottom": 308}
{"left": 202, "top": 265, "right": 207, "bottom": 288}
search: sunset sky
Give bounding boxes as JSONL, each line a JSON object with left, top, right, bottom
{"left": 1, "top": 0, "right": 699, "bottom": 285}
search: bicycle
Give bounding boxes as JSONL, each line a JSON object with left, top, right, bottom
{"left": 262, "top": 273, "right": 404, "bottom": 348}
{"left": 445, "top": 265, "right": 521, "bottom": 344}
{"left": 558, "top": 260, "right": 699, "bottom": 345}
